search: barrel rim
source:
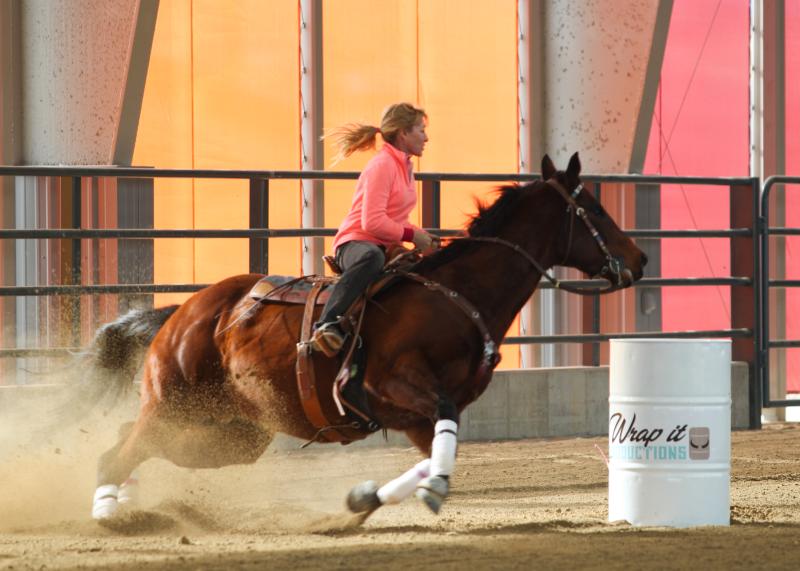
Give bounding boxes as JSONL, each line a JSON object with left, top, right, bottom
{"left": 609, "top": 396, "right": 732, "bottom": 404}
{"left": 609, "top": 338, "right": 732, "bottom": 344}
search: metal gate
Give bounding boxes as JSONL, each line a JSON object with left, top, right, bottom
{"left": 759, "top": 176, "right": 800, "bottom": 413}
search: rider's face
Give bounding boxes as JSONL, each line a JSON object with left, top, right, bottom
{"left": 397, "top": 119, "right": 428, "bottom": 157}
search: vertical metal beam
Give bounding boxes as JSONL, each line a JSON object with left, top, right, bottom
{"left": 421, "top": 179, "right": 440, "bottom": 229}
{"left": 300, "top": 0, "right": 324, "bottom": 275}
{"left": 249, "top": 178, "right": 269, "bottom": 274}
{"left": 752, "top": 177, "right": 763, "bottom": 429}
{"left": 117, "top": 176, "right": 153, "bottom": 312}
{"left": 20, "top": 0, "right": 141, "bottom": 165}
{"left": 580, "top": 290, "right": 601, "bottom": 367}
{"left": 0, "top": 0, "right": 22, "bottom": 165}
{"left": 752, "top": 0, "right": 786, "bottom": 421}
{"left": 14, "top": 175, "right": 36, "bottom": 385}
{"left": 0, "top": 0, "right": 22, "bottom": 382}
{"left": 580, "top": 182, "right": 602, "bottom": 366}
{"left": 635, "top": 183, "right": 662, "bottom": 333}
{"left": 758, "top": 179, "right": 773, "bottom": 425}
{"left": 730, "top": 182, "right": 757, "bottom": 428}
{"left": 70, "top": 176, "right": 82, "bottom": 345}
{"left": 591, "top": 183, "right": 601, "bottom": 366}
{"left": 518, "top": 0, "right": 551, "bottom": 368}
{"left": 765, "top": 0, "right": 786, "bottom": 422}
{"left": 113, "top": 0, "right": 160, "bottom": 166}
{"left": 629, "top": 0, "right": 673, "bottom": 173}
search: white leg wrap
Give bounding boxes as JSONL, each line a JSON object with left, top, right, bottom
{"left": 430, "top": 419, "right": 458, "bottom": 477}
{"left": 92, "top": 484, "right": 119, "bottom": 520}
{"left": 377, "top": 459, "right": 431, "bottom": 505}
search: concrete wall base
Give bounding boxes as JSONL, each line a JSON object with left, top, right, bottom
{"left": 272, "top": 362, "right": 751, "bottom": 450}
{"left": 1, "top": 363, "right": 751, "bottom": 451}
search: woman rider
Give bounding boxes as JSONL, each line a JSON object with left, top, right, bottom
{"left": 310, "top": 102, "right": 439, "bottom": 356}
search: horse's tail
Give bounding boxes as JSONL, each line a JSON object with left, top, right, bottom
{"left": 90, "top": 305, "right": 179, "bottom": 374}
{"left": 62, "top": 305, "right": 180, "bottom": 420}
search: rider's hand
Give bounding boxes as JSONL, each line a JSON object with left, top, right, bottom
{"left": 412, "top": 229, "right": 440, "bottom": 253}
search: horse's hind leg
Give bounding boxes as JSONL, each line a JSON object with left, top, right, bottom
{"left": 109, "top": 422, "right": 140, "bottom": 508}
{"left": 92, "top": 413, "right": 273, "bottom": 519}
{"left": 93, "top": 408, "right": 163, "bottom": 519}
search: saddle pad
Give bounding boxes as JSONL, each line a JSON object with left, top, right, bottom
{"left": 248, "top": 275, "right": 336, "bottom": 305}
{"left": 248, "top": 278, "right": 276, "bottom": 299}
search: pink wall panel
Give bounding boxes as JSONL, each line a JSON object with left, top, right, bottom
{"left": 784, "top": 1, "right": 800, "bottom": 391}
{"left": 645, "top": 2, "right": 800, "bottom": 392}
{"left": 643, "top": 2, "right": 748, "bottom": 341}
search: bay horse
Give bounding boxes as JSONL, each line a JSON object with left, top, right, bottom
{"left": 86, "top": 153, "right": 646, "bottom": 521}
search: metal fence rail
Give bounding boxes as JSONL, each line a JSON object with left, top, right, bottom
{"left": 0, "top": 166, "right": 763, "bottom": 426}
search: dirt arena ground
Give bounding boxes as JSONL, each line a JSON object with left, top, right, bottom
{"left": 1, "top": 416, "right": 800, "bottom": 571}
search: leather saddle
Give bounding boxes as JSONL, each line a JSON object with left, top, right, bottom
{"left": 246, "top": 247, "right": 420, "bottom": 446}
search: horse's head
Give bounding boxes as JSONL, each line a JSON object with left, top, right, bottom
{"left": 540, "top": 152, "right": 647, "bottom": 289}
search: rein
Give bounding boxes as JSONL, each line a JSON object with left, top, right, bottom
{"left": 440, "top": 178, "right": 629, "bottom": 295}
{"left": 396, "top": 270, "right": 500, "bottom": 370}
{"left": 443, "top": 235, "right": 612, "bottom": 295}
{"left": 388, "top": 177, "right": 630, "bottom": 379}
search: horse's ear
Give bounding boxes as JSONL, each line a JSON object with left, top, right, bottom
{"left": 567, "top": 152, "right": 581, "bottom": 177}
{"left": 541, "top": 154, "right": 556, "bottom": 180}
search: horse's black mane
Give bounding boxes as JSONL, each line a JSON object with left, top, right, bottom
{"left": 413, "top": 180, "right": 541, "bottom": 273}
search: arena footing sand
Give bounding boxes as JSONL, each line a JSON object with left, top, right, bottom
{"left": 2, "top": 423, "right": 800, "bottom": 570}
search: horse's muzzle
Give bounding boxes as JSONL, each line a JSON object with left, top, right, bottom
{"left": 598, "top": 259, "right": 635, "bottom": 289}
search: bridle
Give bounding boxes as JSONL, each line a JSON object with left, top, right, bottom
{"left": 443, "top": 177, "right": 631, "bottom": 295}
{"left": 546, "top": 177, "right": 631, "bottom": 291}
{"left": 386, "top": 177, "right": 634, "bottom": 374}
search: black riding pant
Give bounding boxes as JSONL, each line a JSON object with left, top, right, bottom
{"left": 317, "top": 240, "right": 385, "bottom": 325}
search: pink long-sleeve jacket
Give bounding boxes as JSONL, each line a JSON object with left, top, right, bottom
{"left": 332, "top": 143, "right": 419, "bottom": 251}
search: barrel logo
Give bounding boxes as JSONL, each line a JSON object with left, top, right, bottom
{"left": 609, "top": 412, "right": 711, "bottom": 462}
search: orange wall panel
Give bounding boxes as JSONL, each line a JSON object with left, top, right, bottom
{"left": 134, "top": 0, "right": 302, "bottom": 295}
{"left": 322, "top": 0, "right": 421, "bottom": 274}
{"left": 137, "top": 1, "right": 521, "bottom": 366}
{"left": 193, "top": 0, "right": 301, "bottom": 279}
{"left": 322, "top": 0, "right": 419, "bottom": 232}
{"left": 418, "top": 0, "right": 517, "bottom": 222}
{"left": 133, "top": 0, "right": 194, "bottom": 305}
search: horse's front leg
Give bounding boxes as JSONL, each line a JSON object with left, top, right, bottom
{"left": 346, "top": 458, "right": 432, "bottom": 514}
{"left": 347, "top": 397, "right": 459, "bottom": 516}
{"left": 346, "top": 423, "right": 434, "bottom": 514}
{"left": 414, "top": 397, "right": 459, "bottom": 514}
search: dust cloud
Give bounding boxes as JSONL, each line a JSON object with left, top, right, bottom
{"left": 0, "top": 354, "right": 384, "bottom": 538}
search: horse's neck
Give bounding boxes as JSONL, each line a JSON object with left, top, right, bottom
{"left": 430, "top": 230, "right": 557, "bottom": 340}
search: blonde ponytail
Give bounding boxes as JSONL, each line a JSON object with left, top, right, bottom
{"left": 325, "top": 102, "right": 426, "bottom": 165}
{"left": 325, "top": 124, "right": 381, "bottom": 165}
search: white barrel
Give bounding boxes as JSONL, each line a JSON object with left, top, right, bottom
{"left": 608, "top": 339, "right": 731, "bottom": 527}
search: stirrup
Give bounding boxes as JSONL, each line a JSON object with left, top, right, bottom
{"left": 310, "top": 323, "right": 345, "bottom": 357}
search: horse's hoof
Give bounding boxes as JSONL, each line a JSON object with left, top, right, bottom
{"left": 92, "top": 484, "right": 119, "bottom": 520}
{"left": 346, "top": 480, "right": 381, "bottom": 514}
{"left": 415, "top": 476, "right": 449, "bottom": 515}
